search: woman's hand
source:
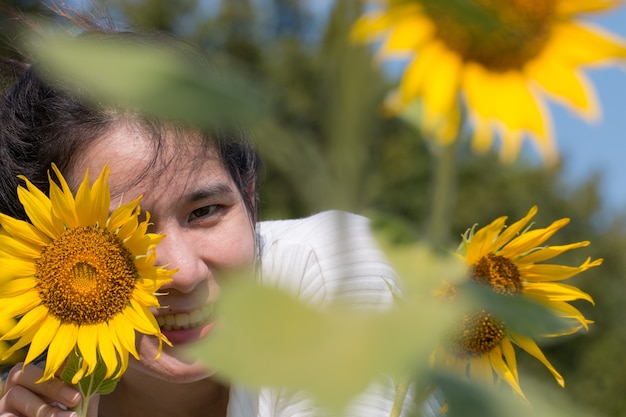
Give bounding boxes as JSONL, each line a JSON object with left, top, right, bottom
{"left": 0, "top": 362, "right": 95, "bottom": 417}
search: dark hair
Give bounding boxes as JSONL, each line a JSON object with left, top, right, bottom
{"left": 0, "top": 24, "right": 262, "bottom": 224}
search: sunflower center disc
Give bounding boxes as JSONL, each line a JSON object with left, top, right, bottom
{"left": 36, "top": 226, "right": 137, "bottom": 324}
{"left": 450, "top": 310, "right": 505, "bottom": 357}
{"left": 472, "top": 253, "right": 523, "bottom": 295}
{"left": 424, "top": 0, "right": 556, "bottom": 71}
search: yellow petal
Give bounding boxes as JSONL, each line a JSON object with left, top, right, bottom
{"left": 350, "top": 11, "right": 393, "bottom": 42}
{"left": 74, "top": 168, "right": 95, "bottom": 225}
{"left": 90, "top": 165, "right": 111, "bottom": 227}
{"left": 379, "top": 11, "right": 434, "bottom": 55}
{"left": 499, "top": 219, "right": 570, "bottom": 259}
{"left": 488, "top": 347, "right": 526, "bottom": 398}
{"left": 110, "top": 314, "right": 140, "bottom": 360}
{"left": 77, "top": 325, "right": 99, "bottom": 375}
{"left": 519, "top": 241, "right": 590, "bottom": 264}
{"left": 510, "top": 333, "right": 564, "bottom": 387}
{"left": 108, "top": 197, "right": 142, "bottom": 233}
{"left": 1, "top": 325, "right": 39, "bottom": 361}
{"left": 469, "top": 118, "right": 495, "bottom": 154}
{"left": 16, "top": 179, "right": 61, "bottom": 239}
{"left": 420, "top": 45, "right": 462, "bottom": 142}
{"left": 519, "top": 257, "right": 603, "bottom": 281}
{"left": 1, "top": 305, "right": 48, "bottom": 340}
{"left": 0, "top": 277, "right": 38, "bottom": 298}
{"left": 0, "top": 235, "right": 42, "bottom": 259}
{"left": 397, "top": 41, "right": 442, "bottom": 105}
{"left": 501, "top": 337, "right": 518, "bottom": 381}
{"left": 0, "top": 290, "right": 41, "bottom": 320}
{"left": 466, "top": 216, "right": 507, "bottom": 264}
{"left": 46, "top": 322, "right": 78, "bottom": 380}
{"left": 554, "top": 22, "right": 626, "bottom": 65}
{"left": 124, "top": 300, "right": 161, "bottom": 336}
{"left": 0, "top": 213, "right": 49, "bottom": 247}
{"left": 25, "top": 315, "right": 61, "bottom": 380}
{"left": 0, "top": 257, "right": 37, "bottom": 281}
{"left": 492, "top": 206, "right": 538, "bottom": 252}
{"left": 49, "top": 181, "right": 78, "bottom": 229}
{"left": 469, "top": 355, "right": 493, "bottom": 386}
{"left": 97, "top": 323, "right": 119, "bottom": 378}
{"left": 523, "top": 282, "right": 594, "bottom": 304}
{"left": 527, "top": 50, "right": 598, "bottom": 121}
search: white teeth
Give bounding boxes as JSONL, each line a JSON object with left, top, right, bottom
{"left": 157, "top": 304, "right": 214, "bottom": 331}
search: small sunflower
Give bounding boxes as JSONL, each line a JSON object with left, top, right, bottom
{"left": 0, "top": 164, "right": 174, "bottom": 382}
{"left": 351, "top": 0, "right": 626, "bottom": 163}
{"left": 431, "top": 206, "right": 602, "bottom": 396}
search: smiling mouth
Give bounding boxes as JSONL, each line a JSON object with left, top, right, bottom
{"left": 156, "top": 304, "right": 214, "bottom": 330}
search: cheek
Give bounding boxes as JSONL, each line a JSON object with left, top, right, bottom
{"left": 210, "top": 221, "right": 256, "bottom": 270}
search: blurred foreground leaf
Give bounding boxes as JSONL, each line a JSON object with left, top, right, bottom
{"left": 429, "top": 369, "right": 604, "bottom": 417}
{"left": 26, "top": 29, "right": 264, "bottom": 127}
{"left": 184, "top": 277, "right": 462, "bottom": 412}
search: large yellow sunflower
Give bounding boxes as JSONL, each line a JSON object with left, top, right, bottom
{"left": 430, "top": 206, "right": 602, "bottom": 397}
{"left": 0, "top": 164, "right": 174, "bottom": 382}
{"left": 351, "top": 0, "right": 626, "bottom": 163}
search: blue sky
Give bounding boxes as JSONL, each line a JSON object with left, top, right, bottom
{"left": 552, "top": 4, "right": 626, "bottom": 215}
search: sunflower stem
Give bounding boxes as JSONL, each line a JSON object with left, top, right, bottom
{"left": 427, "top": 139, "right": 458, "bottom": 250}
{"left": 389, "top": 374, "right": 411, "bottom": 417}
{"left": 75, "top": 393, "right": 92, "bottom": 417}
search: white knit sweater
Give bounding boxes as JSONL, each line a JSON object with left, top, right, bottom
{"left": 227, "top": 211, "right": 411, "bottom": 417}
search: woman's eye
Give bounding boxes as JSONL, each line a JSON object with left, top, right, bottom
{"left": 189, "top": 205, "right": 220, "bottom": 220}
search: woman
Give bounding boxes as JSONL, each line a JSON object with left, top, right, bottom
{"left": 0, "top": 16, "right": 404, "bottom": 417}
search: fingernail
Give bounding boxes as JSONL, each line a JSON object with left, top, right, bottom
{"left": 60, "top": 412, "right": 78, "bottom": 417}
{"left": 61, "top": 386, "right": 81, "bottom": 404}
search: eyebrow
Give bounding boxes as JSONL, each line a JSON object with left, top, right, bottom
{"left": 184, "top": 183, "right": 235, "bottom": 204}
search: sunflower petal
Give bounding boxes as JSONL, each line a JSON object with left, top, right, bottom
{"left": 492, "top": 206, "right": 538, "bottom": 252}
{"left": 97, "top": 323, "right": 119, "bottom": 378}
{"left": 45, "top": 322, "right": 79, "bottom": 380}
{"left": 25, "top": 315, "right": 61, "bottom": 377}
{"left": 90, "top": 165, "right": 111, "bottom": 228}
{"left": 519, "top": 241, "right": 590, "bottom": 264}
{"left": 1, "top": 305, "right": 48, "bottom": 341}
{"left": 488, "top": 347, "right": 525, "bottom": 398}
{"left": 511, "top": 333, "right": 564, "bottom": 387}
{"left": 74, "top": 169, "right": 95, "bottom": 225}
{"left": 519, "top": 257, "right": 603, "bottom": 281}
{"left": 499, "top": 219, "right": 570, "bottom": 258}
{"left": 16, "top": 180, "right": 62, "bottom": 239}
{"left": 0, "top": 214, "right": 49, "bottom": 247}
{"left": 77, "top": 325, "right": 99, "bottom": 375}
{"left": 523, "top": 282, "right": 594, "bottom": 304}
{"left": 466, "top": 216, "right": 507, "bottom": 264}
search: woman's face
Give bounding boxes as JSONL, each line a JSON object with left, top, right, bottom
{"left": 69, "top": 124, "right": 256, "bottom": 383}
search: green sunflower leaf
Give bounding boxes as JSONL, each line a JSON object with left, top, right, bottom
{"left": 25, "top": 28, "right": 265, "bottom": 128}
{"left": 183, "top": 277, "right": 460, "bottom": 413}
{"left": 61, "top": 348, "right": 121, "bottom": 397}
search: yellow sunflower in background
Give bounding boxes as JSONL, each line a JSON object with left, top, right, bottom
{"left": 351, "top": 0, "right": 626, "bottom": 163}
{"left": 0, "top": 164, "right": 174, "bottom": 382}
{"left": 430, "top": 206, "right": 602, "bottom": 397}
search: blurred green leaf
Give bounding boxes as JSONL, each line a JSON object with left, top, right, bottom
{"left": 184, "top": 277, "right": 461, "bottom": 412}
{"left": 26, "top": 29, "right": 264, "bottom": 127}
{"left": 428, "top": 369, "right": 604, "bottom": 417}
{"left": 459, "top": 283, "right": 577, "bottom": 338}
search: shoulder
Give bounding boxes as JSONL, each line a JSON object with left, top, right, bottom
{"left": 257, "top": 211, "right": 401, "bottom": 308}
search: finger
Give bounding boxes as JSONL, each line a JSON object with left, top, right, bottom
{"left": 85, "top": 395, "right": 100, "bottom": 417}
{"left": 1, "top": 385, "right": 77, "bottom": 417}
{"left": 5, "top": 364, "right": 81, "bottom": 408}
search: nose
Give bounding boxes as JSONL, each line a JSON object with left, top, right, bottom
{"left": 153, "top": 227, "right": 209, "bottom": 294}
